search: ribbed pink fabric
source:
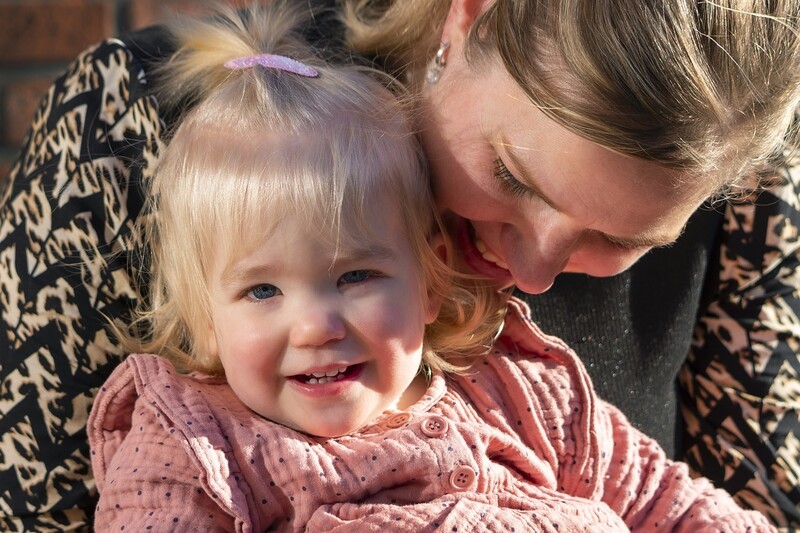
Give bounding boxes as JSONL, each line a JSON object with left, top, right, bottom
{"left": 89, "top": 300, "right": 774, "bottom": 532}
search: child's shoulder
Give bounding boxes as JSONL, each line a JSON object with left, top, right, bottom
{"left": 450, "top": 298, "right": 596, "bottom": 406}
{"left": 94, "top": 354, "right": 242, "bottom": 426}
{"left": 500, "top": 297, "right": 581, "bottom": 362}
{"left": 89, "top": 355, "right": 233, "bottom": 447}
{"left": 88, "top": 355, "right": 246, "bottom": 487}
{"left": 482, "top": 298, "right": 592, "bottom": 381}
{"left": 100, "top": 353, "right": 228, "bottom": 400}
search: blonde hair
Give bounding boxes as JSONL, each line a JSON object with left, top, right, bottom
{"left": 124, "top": 1, "right": 507, "bottom": 375}
{"left": 343, "top": 0, "right": 800, "bottom": 194}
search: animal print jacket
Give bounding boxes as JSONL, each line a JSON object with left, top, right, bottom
{"left": 0, "top": 33, "right": 798, "bottom": 532}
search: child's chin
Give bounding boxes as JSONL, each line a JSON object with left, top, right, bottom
{"left": 305, "top": 423, "right": 360, "bottom": 439}
{"left": 284, "top": 419, "right": 362, "bottom": 439}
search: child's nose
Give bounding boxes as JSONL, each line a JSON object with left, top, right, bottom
{"left": 288, "top": 302, "right": 346, "bottom": 348}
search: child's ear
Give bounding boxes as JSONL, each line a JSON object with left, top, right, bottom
{"left": 204, "top": 321, "right": 218, "bottom": 358}
{"left": 429, "top": 231, "right": 448, "bottom": 263}
{"left": 424, "top": 233, "right": 447, "bottom": 324}
{"left": 425, "top": 289, "right": 443, "bottom": 325}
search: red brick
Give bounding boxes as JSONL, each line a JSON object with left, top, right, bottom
{"left": 0, "top": 1, "right": 114, "bottom": 64}
{"left": 128, "top": 0, "right": 167, "bottom": 30}
{"left": 2, "top": 77, "right": 54, "bottom": 145}
{"left": 0, "top": 159, "right": 11, "bottom": 187}
{"left": 128, "top": 0, "right": 265, "bottom": 30}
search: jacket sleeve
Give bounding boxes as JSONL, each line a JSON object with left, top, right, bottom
{"left": 590, "top": 399, "right": 775, "bottom": 531}
{"left": 678, "top": 166, "right": 800, "bottom": 529}
{"left": 482, "top": 308, "right": 775, "bottom": 531}
{"left": 0, "top": 36, "right": 165, "bottom": 531}
{"left": 93, "top": 407, "right": 232, "bottom": 532}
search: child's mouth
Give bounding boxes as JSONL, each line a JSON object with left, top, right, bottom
{"left": 291, "top": 363, "right": 363, "bottom": 384}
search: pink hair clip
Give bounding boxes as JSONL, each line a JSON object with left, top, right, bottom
{"left": 223, "top": 53, "right": 319, "bottom": 77}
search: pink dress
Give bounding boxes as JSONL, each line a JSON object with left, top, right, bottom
{"left": 89, "top": 300, "right": 775, "bottom": 532}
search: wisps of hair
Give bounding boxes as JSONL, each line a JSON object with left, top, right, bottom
{"left": 340, "top": 0, "right": 449, "bottom": 85}
{"left": 153, "top": 1, "right": 318, "bottom": 121}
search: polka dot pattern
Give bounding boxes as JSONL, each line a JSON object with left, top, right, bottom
{"left": 89, "top": 303, "right": 773, "bottom": 532}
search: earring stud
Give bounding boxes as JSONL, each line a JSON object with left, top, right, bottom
{"left": 425, "top": 42, "right": 450, "bottom": 85}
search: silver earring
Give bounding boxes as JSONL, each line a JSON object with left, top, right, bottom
{"left": 425, "top": 42, "right": 450, "bottom": 85}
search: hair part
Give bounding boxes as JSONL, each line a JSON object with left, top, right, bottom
{"left": 121, "top": 0, "right": 507, "bottom": 376}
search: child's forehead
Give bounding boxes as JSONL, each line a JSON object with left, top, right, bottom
{"left": 286, "top": 214, "right": 395, "bottom": 246}
{"left": 219, "top": 220, "right": 405, "bottom": 280}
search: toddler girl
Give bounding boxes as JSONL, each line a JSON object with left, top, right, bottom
{"left": 88, "top": 3, "right": 774, "bottom": 531}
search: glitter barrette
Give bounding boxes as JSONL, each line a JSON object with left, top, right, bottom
{"left": 223, "top": 54, "right": 319, "bottom": 77}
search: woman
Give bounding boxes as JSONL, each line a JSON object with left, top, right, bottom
{"left": 1, "top": 0, "right": 798, "bottom": 530}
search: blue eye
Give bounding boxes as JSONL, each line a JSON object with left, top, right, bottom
{"left": 339, "top": 270, "right": 375, "bottom": 285}
{"left": 248, "top": 284, "right": 280, "bottom": 300}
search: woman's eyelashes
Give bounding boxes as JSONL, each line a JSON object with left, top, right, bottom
{"left": 493, "top": 158, "right": 533, "bottom": 198}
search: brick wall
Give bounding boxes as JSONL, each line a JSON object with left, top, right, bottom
{"left": 0, "top": 0, "right": 251, "bottom": 181}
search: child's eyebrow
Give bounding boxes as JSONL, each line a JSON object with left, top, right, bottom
{"left": 220, "top": 264, "right": 279, "bottom": 286}
{"left": 335, "top": 243, "right": 396, "bottom": 264}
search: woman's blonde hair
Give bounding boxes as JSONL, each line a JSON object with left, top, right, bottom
{"left": 123, "top": 1, "right": 507, "bottom": 375}
{"left": 343, "top": 0, "right": 800, "bottom": 194}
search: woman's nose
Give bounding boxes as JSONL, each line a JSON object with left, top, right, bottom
{"left": 288, "top": 300, "right": 347, "bottom": 348}
{"left": 503, "top": 219, "right": 578, "bottom": 295}
{"left": 511, "top": 253, "right": 569, "bottom": 295}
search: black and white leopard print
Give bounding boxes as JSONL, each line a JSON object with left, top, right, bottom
{"left": 0, "top": 40, "right": 161, "bottom": 531}
{"left": 0, "top": 35, "right": 798, "bottom": 532}
{"left": 680, "top": 166, "right": 800, "bottom": 529}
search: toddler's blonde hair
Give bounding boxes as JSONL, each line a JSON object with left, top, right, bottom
{"left": 123, "top": 1, "right": 507, "bottom": 375}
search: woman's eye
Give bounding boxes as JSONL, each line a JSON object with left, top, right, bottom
{"left": 248, "top": 284, "right": 280, "bottom": 300}
{"left": 339, "top": 270, "right": 378, "bottom": 285}
{"left": 493, "top": 158, "right": 532, "bottom": 198}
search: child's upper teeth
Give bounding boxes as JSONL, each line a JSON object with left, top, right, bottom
{"left": 309, "top": 367, "right": 348, "bottom": 379}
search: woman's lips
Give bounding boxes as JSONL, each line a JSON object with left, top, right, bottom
{"left": 455, "top": 218, "right": 513, "bottom": 281}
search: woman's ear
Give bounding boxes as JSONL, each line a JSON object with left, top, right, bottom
{"left": 440, "top": 0, "right": 495, "bottom": 44}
